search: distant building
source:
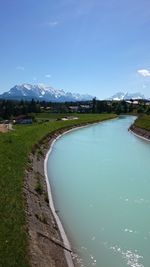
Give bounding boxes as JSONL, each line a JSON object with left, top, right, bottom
{"left": 80, "top": 104, "right": 91, "bottom": 109}
{"left": 125, "top": 100, "right": 139, "bottom": 105}
{"left": 145, "top": 102, "right": 150, "bottom": 106}
{"left": 15, "top": 115, "right": 33, "bottom": 124}
{"left": 133, "top": 101, "right": 139, "bottom": 105}
{"left": 61, "top": 116, "right": 78, "bottom": 121}
{"left": 69, "top": 106, "right": 79, "bottom": 112}
{"left": 79, "top": 104, "right": 92, "bottom": 113}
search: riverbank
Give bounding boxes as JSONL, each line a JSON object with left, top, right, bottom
{"left": 25, "top": 132, "right": 70, "bottom": 267}
{"left": 129, "top": 124, "right": 150, "bottom": 141}
{"left": 25, "top": 116, "right": 117, "bottom": 267}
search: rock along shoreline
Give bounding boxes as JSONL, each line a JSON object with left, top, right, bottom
{"left": 24, "top": 120, "right": 109, "bottom": 267}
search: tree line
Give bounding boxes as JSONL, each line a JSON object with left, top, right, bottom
{"left": 0, "top": 98, "right": 150, "bottom": 120}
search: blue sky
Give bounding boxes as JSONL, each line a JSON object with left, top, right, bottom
{"left": 0, "top": 0, "right": 150, "bottom": 98}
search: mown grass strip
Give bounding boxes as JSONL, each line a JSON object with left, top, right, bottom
{"left": 0, "top": 113, "right": 116, "bottom": 267}
{"left": 134, "top": 115, "right": 150, "bottom": 130}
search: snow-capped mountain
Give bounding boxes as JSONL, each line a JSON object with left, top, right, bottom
{"left": 0, "top": 84, "right": 93, "bottom": 102}
{"left": 108, "top": 92, "right": 145, "bottom": 100}
{"left": 109, "top": 92, "right": 125, "bottom": 101}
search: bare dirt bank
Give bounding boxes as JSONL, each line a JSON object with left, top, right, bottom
{"left": 24, "top": 135, "right": 69, "bottom": 267}
{"left": 129, "top": 124, "right": 150, "bottom": 141}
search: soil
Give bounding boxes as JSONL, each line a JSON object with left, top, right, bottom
{"left": 0, "top": 124, "right": 11, "bottom": 133}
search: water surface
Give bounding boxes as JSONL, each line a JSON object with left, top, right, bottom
{"left": 47, "top": 116, "right": 150, "bottom": 267}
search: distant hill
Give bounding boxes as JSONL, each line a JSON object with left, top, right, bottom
{"left": 108, "top": 92, "right": 146, "bottom": 100}
{"left": 0, "top": 84, "right": 94, "bottom": 102}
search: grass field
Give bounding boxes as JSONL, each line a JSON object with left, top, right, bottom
{"left": 0, "top": 113, "right": 116, "bottom": 267}
{"left": 134, "top": 115, "right": 150, "bottom": 130}
{"left": 35, "top": 112, "right": 85, "bottom": 122}
{"left": 35, "top": 112, "right": 72, "bottom": 119}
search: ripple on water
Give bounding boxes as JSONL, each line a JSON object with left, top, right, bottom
{"left": 134, "top": 198, "right": 149, "bottom": 205}
{"left": 123, "top": 228, "right": 138, "bottom": 234}
{"left": 72, "top": 247, "right": 97, "bottom": 267}
{"left": 120, "top": 196, "right": 150, "bottom": 205}
{"left": 109, "top": 244, "right": 144, "bottom": 267}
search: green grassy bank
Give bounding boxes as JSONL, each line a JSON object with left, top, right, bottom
{"left": 0, "top": 113, "right": 116, "bottom": 267}
{"left": 134, "top": 115, "right": 150, "bottom": 131}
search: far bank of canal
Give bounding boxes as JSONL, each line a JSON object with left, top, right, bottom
{"left": 47, "top": 116, "right": 150, "bottom": 267}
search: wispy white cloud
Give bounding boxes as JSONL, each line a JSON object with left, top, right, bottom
{"left": 16, "top": 66, "right": 25, "bottom": 71}
{"left": 45, "top": 74, "right": 52, "bottom": 78}
{"left": 137, "top": 69, "right": 150, "bottom": 77}
{"left": 47, "top": 21, "right": 59, "bottom": 27}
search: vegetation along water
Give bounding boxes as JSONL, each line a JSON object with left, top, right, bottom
{"left": 47, "top": 116, "right": 150, "bottom": 267}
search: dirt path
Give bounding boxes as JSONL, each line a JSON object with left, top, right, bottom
{"left": 0, "top": 123, "right": 12, "bottom": 133}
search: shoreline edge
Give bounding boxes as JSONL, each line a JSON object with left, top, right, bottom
{"left": 44, "top": 122, "right": 106, "bottom": 267}
{"left": 25, "top": 117, "right": 118, "bottom": 267}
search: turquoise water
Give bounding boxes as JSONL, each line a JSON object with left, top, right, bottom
{"left": 47, "top": 116, "right": 150, "bottom": 267}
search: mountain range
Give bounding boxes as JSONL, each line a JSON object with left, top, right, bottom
{"left": 0, "top": 84, "right": 147, "bottom": 102}
{"left": 108, "top": 92, "right": 146, "bottom": 100}
{"left": 0, "top": 84, "right": 93, "bottom": 102}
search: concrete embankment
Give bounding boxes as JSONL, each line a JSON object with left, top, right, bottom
{"left": 129, "top": 124, "right": 150, "bottom": 141}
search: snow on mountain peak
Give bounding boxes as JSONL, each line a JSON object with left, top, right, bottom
{"left": 109, "top": 91, "right": 145, "bottom": 100}
{"left": 22, "top": 83, "right": 32, "bottom": 90}
{"left": 0, "top": 83, "right": 94, "bottom": 102}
